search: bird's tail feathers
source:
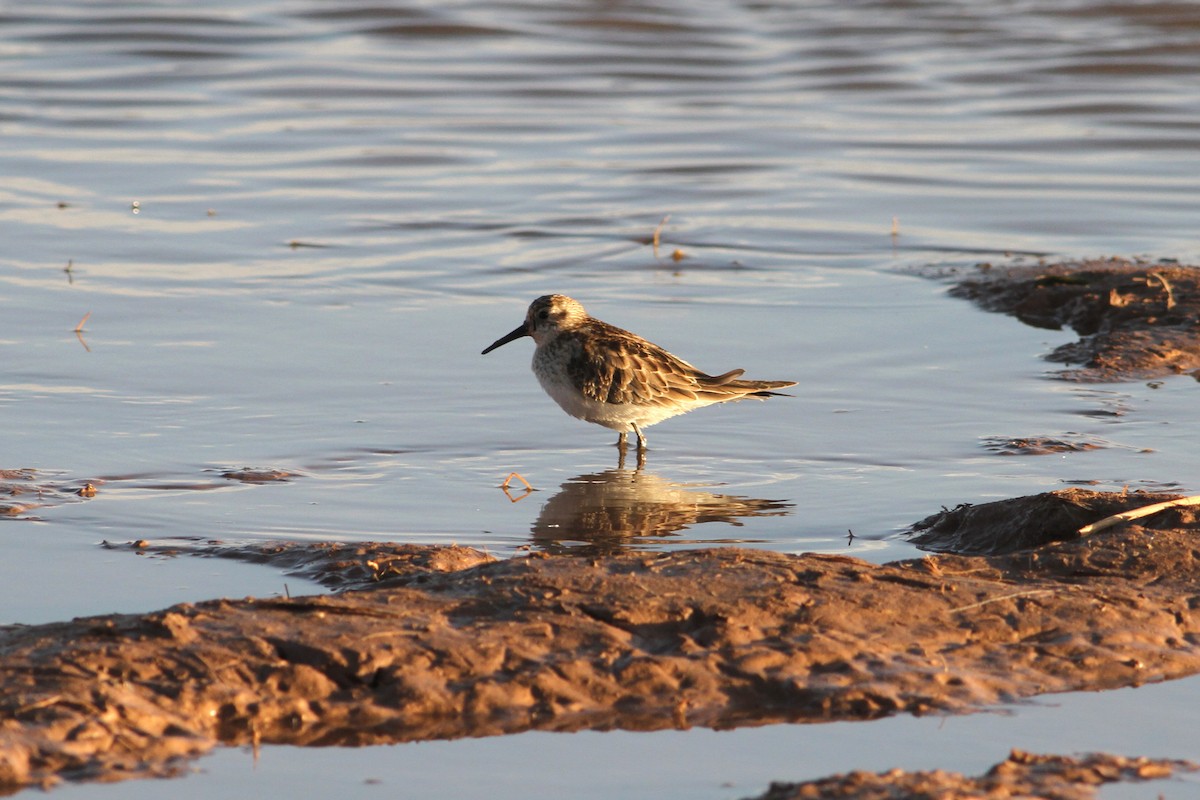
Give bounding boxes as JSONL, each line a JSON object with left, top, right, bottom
{"left": 701, "top": 372, "right": 796, "bottom": 398}
{"left": 739, "top": 381, "right": 796, "bottom": 398}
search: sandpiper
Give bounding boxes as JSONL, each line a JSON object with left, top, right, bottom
{"left": 482, "top": 294, "right": 796, "bottom": 452}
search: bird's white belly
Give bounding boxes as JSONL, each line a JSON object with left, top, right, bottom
{"left": 533, "top": 361, "right": 685, "bottom": 431}
{"left": 537, "top": 371, "right": 631, "bottom": 430}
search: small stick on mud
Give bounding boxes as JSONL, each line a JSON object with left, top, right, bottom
{"left": 951, "top": 589, "right": 1055, "bottom": 614}
{"left": 14, "top": 695, "right": 63, "bottom": 716}
{"left": 1147, "top": 271, "right": 1177, "bottom": 309}
{"left": 1078, "top": 494, "right": 1200, "bottom": 536}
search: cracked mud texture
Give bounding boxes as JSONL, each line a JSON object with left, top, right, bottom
{"left": 947, "top": 257, "right": 1200, "bottom": 381}
{"left": 750, "top": 750, "right": 1197, "bottom": 800}
{"left": 3, "top": 488, "right": 1200, "bottom": 791}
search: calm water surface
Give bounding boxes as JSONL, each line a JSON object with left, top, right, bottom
{"left": 3, "top": 0, "right": 1200, "bottom": 796}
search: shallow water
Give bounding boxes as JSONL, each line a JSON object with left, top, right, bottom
{"left": 3, "top": 0, "right": 1200, "bottom": 795}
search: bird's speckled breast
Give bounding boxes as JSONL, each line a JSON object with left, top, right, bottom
{"left": 531, "top": 334, "right": 666, "bottom": 431}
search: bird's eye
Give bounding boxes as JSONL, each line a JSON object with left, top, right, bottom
{"left": 538, "top": 310, "right": 549, "bottom": 320}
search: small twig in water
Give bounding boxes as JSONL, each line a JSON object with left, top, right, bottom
{"left": 499, "top": 472, "right": 532, "bottom": 491}
{"left": 500, "top": 471, "right": 534, "bottom": 503}
{"left": 652, "top": 214, "right": 671, "bottom": 257}
{"left": 73, "top": 312, "right": 93, "bottom": 351}
{"left": 1078, "top": 494, "right": 1200, "bottom": 536}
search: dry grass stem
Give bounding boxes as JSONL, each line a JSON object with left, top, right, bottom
{"left": 1078, "top": 494, "right": 1200, "bottom": 536}
{"left": 14, "top": 695, "right": 63, "bottom": 716}
{"left": 951, "top": 589, "right": 1055, "bottom": 614}
{"left": 652, "top": 214, "right": 670, "bottom": 257}
{"left": 1147, "top": 270, "right": 1176, "bottom": 309}
{"left": 501, "top": 472, "right": 532, "bottom": 491}
{"left": 500, "top": 471, "right": 534, "bottom": 503}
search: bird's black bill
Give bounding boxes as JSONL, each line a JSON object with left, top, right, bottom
{"left": 481, "top": 323, "right": 530, "bottom": 355}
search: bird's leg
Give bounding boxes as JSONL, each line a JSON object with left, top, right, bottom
{"left": 632, "top": 423, "right": 647, "bottom": 452}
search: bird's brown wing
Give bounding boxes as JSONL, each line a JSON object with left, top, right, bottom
{"left": 569, "top": 322, "right": 705, "bottom": 407}
{"left": 569, "top": 320, "right": 795, "bottom": 406}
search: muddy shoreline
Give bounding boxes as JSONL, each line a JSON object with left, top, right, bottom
{"left": 944, "top": 256, "right": 1200, "bottom": 381}
{"left": 2, "top": 488, "right": 1200, "bottom": 794}
{"left": 752, "top": 750, "right": 1196, "bottom": 800}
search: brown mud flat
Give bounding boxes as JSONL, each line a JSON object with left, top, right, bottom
{"left": 3, "top": 489, "right": 1200, "bottom": 794}
{"left": 752, "top": 750, "right": 1197, "bottom": 800}
{"left": 946, "top": 256, "right": 1200, "bottom": 381}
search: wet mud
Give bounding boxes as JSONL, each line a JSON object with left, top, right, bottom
{"left": 978, "top": 434, "right": 1108, "bottom": 456}
{"left": 906, "top": 487, "right": 1187, "bottom": 555}
{"left": 752, "top": 750, "right": 1197, "bottom": 800}
{"left": 0, "top": 467, "right": 296, "bottom": 520}
{"left": 946, "top": 257, "right": 1200, "bottom": 381}
{"left": 3, "top": 489, "right": 1200, "bottom": 791}
{"left": 0, "top": 470, "right": 89, "bottom": 518}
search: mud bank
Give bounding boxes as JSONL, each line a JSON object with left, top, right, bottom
{"left": 750, "top": 750, "right": 1196, "bottom": 800}
{"left": 946, "top": 257, "right": 1200, "bottom": 381}
{"left": 3, "top": 489, "right": 1200, "bottom": 790}
{"left": 907, "top": 487, "right": 1190, "bottom": 555}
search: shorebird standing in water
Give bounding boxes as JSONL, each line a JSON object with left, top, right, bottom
{"left": 481, "top": 295, "right": 795, "bottom": 454}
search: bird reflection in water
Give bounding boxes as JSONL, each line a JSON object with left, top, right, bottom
{"left": 529, "top": 462, "right": 793, "bottom": 555}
